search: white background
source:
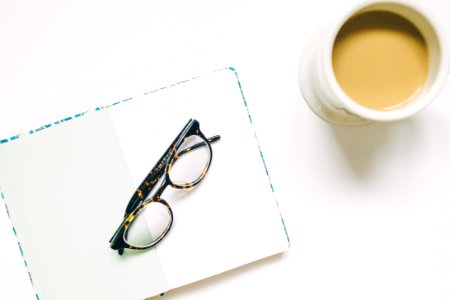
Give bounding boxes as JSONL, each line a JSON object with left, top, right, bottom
{"left": 1, "top": 0, "right": 450, "bottom": 299}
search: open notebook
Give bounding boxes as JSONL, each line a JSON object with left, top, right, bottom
{"left": 0, "top": 67, "right": 289, "bottom": 300}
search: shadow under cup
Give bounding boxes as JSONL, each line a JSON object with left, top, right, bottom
{"left": 299, "top": 1, "right": 449, "bottom": 125}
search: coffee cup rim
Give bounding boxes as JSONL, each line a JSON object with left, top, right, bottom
{"left": 322, "top": 0, "right": 449, "bottom": 121}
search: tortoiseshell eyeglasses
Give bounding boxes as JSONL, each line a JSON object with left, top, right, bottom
{"left": 109, "top": 119, "right": 220, "bottom": 255}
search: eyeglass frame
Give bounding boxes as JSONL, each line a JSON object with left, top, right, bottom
{"left": 109, "top": 119, "right": 220, "bottom": 255}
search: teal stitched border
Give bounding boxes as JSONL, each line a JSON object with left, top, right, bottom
{"left": 1, "top": 188, "right": 40, "bottom": 300}
{"left": 230, "top": 67, "right": 290, "bottom": 246}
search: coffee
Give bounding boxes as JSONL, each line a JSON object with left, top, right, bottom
{"left": 332, "top": 11, "right": 429, "bottom": 111}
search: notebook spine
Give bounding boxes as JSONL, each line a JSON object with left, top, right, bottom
{"left": 1, "top": 187, "right": 41, "bottom": 300}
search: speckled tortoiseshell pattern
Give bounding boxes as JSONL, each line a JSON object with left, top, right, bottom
{"left": 109, "top": 119, "right": 220, "bottom": 255}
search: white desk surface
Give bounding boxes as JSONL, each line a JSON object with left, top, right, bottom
{"left": 1, "top": 0, "right": 450, "bottom": 299}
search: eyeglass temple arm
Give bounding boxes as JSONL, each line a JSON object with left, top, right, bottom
{"left": 191, "top": 135, "right": 220, "bottom": 150}
{"left": 124, "top": 152, "right": 171, "bottom": 214}
{"left": 174, "top": 135, "right": 220, "bottom": 157}
{"left": 208, "top": 135, "right": 221, "bottom": 143}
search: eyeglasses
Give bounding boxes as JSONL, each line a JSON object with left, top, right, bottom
{"left": 109, "top": 119, "right": 220, "bottom": 255}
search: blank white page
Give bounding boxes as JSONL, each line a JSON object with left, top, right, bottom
{"left": 109, "top": 68, "right": 289, "bottom": 290}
